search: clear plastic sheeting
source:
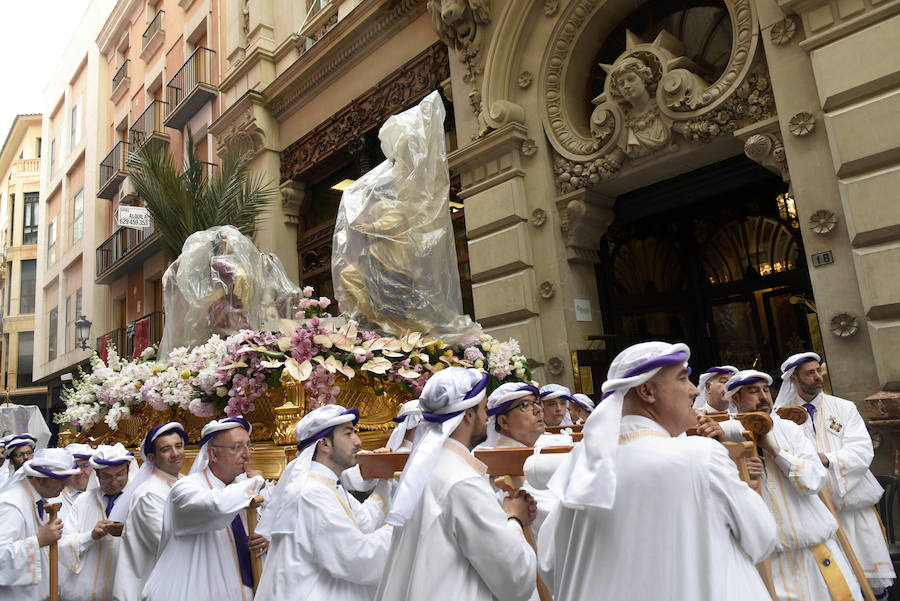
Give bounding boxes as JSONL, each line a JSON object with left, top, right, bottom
{"left": 332, "top": 90, "right": 479, "bottom": 342}
{"left": 158, "top": 225, "right": 304, "bottom": 359}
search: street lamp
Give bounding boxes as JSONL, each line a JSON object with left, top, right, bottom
{"left": 75, "top": 316, "right": 92, "bottom": 351}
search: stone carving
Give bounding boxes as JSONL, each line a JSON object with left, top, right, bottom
{"left": 218, "top": 107, "right": 266, "bottom": 157}
{"left": 427, "top": 0, "right": 491, "bottom": 83}
{"left": 517, "top": 71, "right": 533, "bottom": 89}
{"left": 544, "top": 0, "right": 558, "bottom": 16}
{"left": 556, "top": 190, "right": 615, "bottom": 261}
{"left": 281, "top": 44, "right": 449, "bottom": 181}
{"left": 809, "top": 209, "right": 837, "bottom": 234}
{"left": 789, "top": 111, "right": 816, "bottom": 136}
{"left": 280, "top": 180, "right": 307, "bottom": 227}
{"left": 539, "top": 281, "right": 556, "bottom": 299}
{"left": 743, "top": 132, "right": 788, "bottom": 181}
{"left": 830, "top": 312, "right": 859, "bottom": 338}
{"left": 530, "top": 208, "right": 547, "bottom": 227}
{"left": 770, "top": 17, "right": 798, "bottom": 45}
{"left": 547, "top": 356, "right": 565, "bottom": 376}
{"left": 521, "top": 139, "right": 537, "bottom": 156}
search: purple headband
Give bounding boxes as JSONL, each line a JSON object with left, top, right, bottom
{"left": 466, "top": 373, "right": 490, "bottom": 400}
{"left": 392, "top": 415, "right": 407, "bottom": 423}
{"left": 72, "top": 453, "right": 93, "bottom": 460}
{"left": 601, "top": 391, "right": 614, "bottom": 400}
{"left": 143, "top": 423, "right": 189, "bottom": 457}
{"left": 727, "top": 376, "right": 769, "bottom": 392}
{"left": 297, "top": 409, "right": 360, "bottom": 451}
{"left": 31, "top": 464, "right": 75, "bottom": 480}
{"left": 94, "top": 455, "right": 133, "bottom": 467}
{"left": 423, "top": 373, "right": 491, "bottom": 424}
{"left": 487, "top": 385, "right": 540, "bottom": 417}
{"left": 703, "top": 366, "right": 734, "bottom": 375}
{"left": 198, "top": 417, "right": 251, "bottom": 448}
{"left": 623, "top": 350, "right": 689, "bottom": 379}
{"left": 783, "top": 354, "right": 822, "bottom": 374}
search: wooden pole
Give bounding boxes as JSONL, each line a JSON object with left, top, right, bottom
{"left": 494, "top": 475, "right": 554, "bottom": 601}
{"left": 45, "top": 502, "right": 62, "bottom": 601}
{"left": 247, "top": 495, "right": 264, "bottom": 593}
{"left": 817, "top": 490, "right": 877, "bottom": 601}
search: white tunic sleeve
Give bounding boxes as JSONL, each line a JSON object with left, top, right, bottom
{"left": 169, "top": 475, "right": 263, "bottom": 534}
{"left": 771, "top": 421, "right": 827, "bottom": 495}
{"left": 822, "top": 404, "right": 874, "bottom": 497}
{"left": 128, "top": 491, "right": 166, "bottom": 558}
{"left": 351, "top": 479, "right": 391, "bottom": 533}
{"left": 444, "top": 477, "right": 536, "bottom": 601}
{"left": 708, "top": 443, "right": 777, "bottom": 563}
{"left": 0, "top": 504, "right": 42, "bottom": 586}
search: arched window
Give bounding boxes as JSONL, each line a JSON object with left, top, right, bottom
{"left": 613, "top": 236, "right": 685, "bottom": 296}
{"left": 702, "top": 216, "right": 801, "bottom": 285}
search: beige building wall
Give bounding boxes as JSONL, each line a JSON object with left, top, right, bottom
{"left": 0, "top": 115, "right": 47, "bottom": 403}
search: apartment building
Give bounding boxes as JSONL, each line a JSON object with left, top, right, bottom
{"left": 35, "top": 0, "right": 117, "bottom": 410}
{"left": 0, "top": 114, "right": 47, "bottom": 406}
{"left": 93, "top": 0, "right": 222, "bottom": 362}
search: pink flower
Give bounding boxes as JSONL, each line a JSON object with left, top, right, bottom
{"left": 318, "top": 297, "right": 331, "bottom": 309}
{"left": 302, "top": 286, "right": 315, "bottom": 298}
{"left": 189, "top": 398, "right": 215, "bottom": 417}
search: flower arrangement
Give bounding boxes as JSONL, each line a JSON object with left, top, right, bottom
{"left": 56, "top": 289, "right": 537, "bottom": 429}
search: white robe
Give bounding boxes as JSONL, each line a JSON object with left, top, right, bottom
{"left": 793, "top": 392, "right": 895, "bottom": 588}
{"left": 141, "top": 469, "right": 264, "bottom": 601}
{"left": 112, "top": 468, "right": 181, "bottom": 601}
{"left": 759, "top": 415, "right": 863, "bottom": 601}
{"left": 49, "top": 487, "right": 82, "bottom": 524}
{"left": 538, "top": 415, "right": 777, "bottom": 601}
{"left": 255, "top": 462, "right": 392, "bottom": 601}
{"left": 375, "top": 439, "right": 536, "bottom": 601}
{"left": 59, "top": 486, "right": 126, "bottom": 601}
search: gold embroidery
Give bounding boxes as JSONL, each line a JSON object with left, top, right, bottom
{"left": 617, "top": 429, "right": 667, "bottom": 444}
{"left": 442, "top": 440, "right": 488, "bottom": 474}
{"left": 308, "top": 473, "right": 359, "bottom": 526}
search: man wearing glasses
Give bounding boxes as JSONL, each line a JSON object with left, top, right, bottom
{"left": 5, "top": 433, "right": 37, "bottom": 474}
{"left": 50, "top": 443, "right": 95, "bottom": 523}
{"left": 60, "top": 443, "right": 135, "bottom": 601}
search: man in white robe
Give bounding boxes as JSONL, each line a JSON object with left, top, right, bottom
{"left": 0, "top": 439, "right": 9, "bottom": 489}
{"left": 727, "top": 369, "right": 863, "bottom": 601}
{"left": 6, "top": 434, "right": 37, "bottom": 475}
{"left": 538, "top": 342, "right": 777, "bottom": 601}
{"left": 141, "top": 416, "right": 266, "bottom": 601}
{"left": 774, "top": 352, "right": 895, "bottom": 595}
{"left": 376, "top": 367, "right": 538, "bottom": 601}
{"left": 60, "top": 443, "right": 136, "bottom": 601}
{"left": 538, "top": 384, "right": 573, "bottom": 427}
{"left": 568, "top": 394, "right": 594, "bottom": 425}
{"left": 255, "top": 405, "right": 392, "bottom": 601}
{"left": 693, "top": 365, "right": 739, "bottom": 413}
{"left": 0, "top": 448, "right": 80, "bottom": 601}
{"left": 51, "top": 444, "right": 95, "bottom": 523}
{"left": 111, "top": 422, "right": 187, "bottom": 601}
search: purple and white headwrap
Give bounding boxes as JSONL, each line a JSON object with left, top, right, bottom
{"left": 774, "top": 351, "right": 822, "bottom": 409}
{"left": 571, "top": 393, "right": 595, "bottom": 413}
{"left": 388, "top": 368, "right": 488, "bottom": 527}
{"left": 89, "top": 443, "right": 135, "bottom": 469}
{"left": 548, "top": 341, "right": 690, "bottom": 510}
{"left": 387, "top": 400, "right": 423, "bottom": 452}
{"left": 723, "top": 370, "right": 774, "bottom": 403}
{"left": 1, "top": 448, "right": 80, "bottom": 494}
{"left": 65, "top": 443, "right": 94, "bottom": 461}
{"left": 5, "top": 433, "right": 37, "bottom": 454}
{"left": 108, "top": 422, "right": 187, "bottom": 523}
{"left": 539, "top": 383, "right": 576, "bottom": 425}
{"left": 257, "top": 405, "right": 359, "bottom": 538}
{"left": 190, "top": 416, "right": 252, "bottom": 475}
{"left": 692, "top": 365, "right": 739, "bottom": 410}
{"left": 482, "top": 382, "right": 540, "bottom": 447}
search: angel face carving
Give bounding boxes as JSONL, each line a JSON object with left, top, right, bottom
{"left": 610, "top": 57, "right": 655, "bottom": 113}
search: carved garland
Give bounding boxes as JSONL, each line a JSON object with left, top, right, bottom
{"left": 280, "top": 43, "right": 450, "bottom": 182}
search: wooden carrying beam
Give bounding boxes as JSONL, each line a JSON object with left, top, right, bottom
{"left": 357, "top": 446, "right": 572, "bottom": 479}
{"left": 46, "top": 502, "right": 62, "bottom": 601}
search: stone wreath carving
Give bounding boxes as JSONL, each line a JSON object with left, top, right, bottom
{"left": 428, "top": 0, "right": 491, "bottom": 84}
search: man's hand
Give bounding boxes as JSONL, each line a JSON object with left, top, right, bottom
{"left": 818, "top": 452, "right": 830, "bottom": 468}
{"left": 502, "top": 489, "right": 537, "bottom": 527}
{"left": 91, "top": 519, "right": 118, "bottom": 540}
{"left": 746, "top": 456, "right": 764, "bottom": 482}
{"left": 245, "top": 468, "right": 264, "bottom": 480}
{"left": 249, "top": 532, "right": 269, "bottom": 558}
{"left": 695, "top": 415, "right": 724, "bottom": 442}
{"left": 37, "top": 518, "right": 63, "bottom": 547}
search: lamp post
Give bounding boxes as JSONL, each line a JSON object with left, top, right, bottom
{"left": 74, "top": 316, "right": 92, "bottom": 351}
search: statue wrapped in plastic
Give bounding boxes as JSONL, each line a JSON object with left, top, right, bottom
{"left": 332, "top": 91, "right": 478, "bottom": 342}
{"left": 157, "top": 225, "right": 304, "bottom": 359}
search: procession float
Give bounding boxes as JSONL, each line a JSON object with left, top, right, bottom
{"left": 56, "top": 92, "right": 535, "bottom": 478}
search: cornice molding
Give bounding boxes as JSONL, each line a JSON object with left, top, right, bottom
{"left": 97, "top": 0, "right": 143, "bottom": 58}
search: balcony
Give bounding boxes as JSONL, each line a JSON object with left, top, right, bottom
{"left": 111, "top": 60, "right": 130, "bottom": 103}
{"left": 129, "top": 100, "right": 169, "bottom": 153}
{"left": 97, "top": 328, "right": 126, "bottom": 364}
{"left": 164, "top": 47, "right": 217, "bottom": 130}
{"left": 11, "top": 158, "right": 41, "bottom": 175}
{"left": 95, "top": 224, "right": 160, "bottom": 285}
{"left": 97, "top": 311, "right": 165, "bottom": 361}
{"left": 98, "top": 141, "right": 130, "bottom": 200}
{"left": 141, "top": 10, "right": 165, "bottom": 59}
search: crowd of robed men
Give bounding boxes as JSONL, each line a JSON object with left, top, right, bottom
{"left": 0, "top": 343, "right": 895, "bottom": 601}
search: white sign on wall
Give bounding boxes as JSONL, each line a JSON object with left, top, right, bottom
{"left": 117, "top": 206, "right": 151, "bottom": 230}
{"left": 574, "top": 298, "right": 592, "bottom": 322}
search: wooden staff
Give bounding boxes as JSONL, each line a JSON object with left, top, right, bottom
{"left": 357, "top": 446, "right": 573, "bottom": 479}
{"left": 494, "top": 475, "right": 553, "bottom": 601}
{"left": 45, "top": 502, "right": 62, "bottom": 601}
{"left": 247, "top": 495, "right": 264, "bottom": 593}
{"left": 775, "top": 407, "right": 877, "bottom": 601}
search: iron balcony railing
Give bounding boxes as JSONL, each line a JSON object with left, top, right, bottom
{"left": 142, "top": 10, "right": 164, "bottom": 50}
{"left": 164, "top": 47, "right": 217, "bottom": 129}
{"left": 126, "top": 310, "right": 165, "bottom": 358}
{"left": 129, "top": 100, "right": 168, "bottom": 150}
{"left": 95, "top": 224, "right": 155, "bottom": 277}
{"left": 98, "top": 141, "right": 130, "bottom": 198}
{"left": 113, "top": 60, "right": 129, "bottom": 90}
{"left": 96, "top": 328, "right": 126, "bottom": 359}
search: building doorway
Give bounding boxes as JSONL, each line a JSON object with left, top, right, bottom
{"left": 596, "top": 156, "right": 825, "bottom": 376}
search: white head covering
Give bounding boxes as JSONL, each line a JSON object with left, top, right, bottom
{"left": 108, "top": 422, "right": 187, "bottom": 523}
{"left": 483, "top": 382, "right": 541, "bottom": 447}
{"left": 547, "top": 341, "right": 690, "bottom": 510}
{"left": 256, "top": 405, "right": 359, "bottom": 537}
{"left": 1, "top": 447, "right": 80, "bottom": 494}
{"left": 570, "top": 393, "right": 595, "bottom": 413}
{"left": 190, "top": 417, "right": 252, "bottom": 475}
{"left": 722, "top": 370, "right": 774, "bottom": 405}
{"left": 774, "top": 352, "right": 822, "bottom": 408}
{"left": 387, "top": 367, "right": 488, "bottom": 527}
{"left": 539, "top": 383, "right": 575, "bottom": 424}
{"left": 386, "top": 400, "right": 423, "bottom": 452}
{"left": 692, "top": 366, "right": 739, "bottom": 409}
{"left": 65, "top": 442, "right": 99, "bottom": 492}
{"left": 5, "top": 433, "right": 37, "bottom": 454}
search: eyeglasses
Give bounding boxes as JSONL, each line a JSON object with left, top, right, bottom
{"left": 96, "top": 470, "right": 129, "bottom": 483}
{"left": 211, "top": 442, "right": 254, "bottom": 454}
{"left": 10, "top": 450, "right": 35, "bottom": 460}
{"left": 508, "top": 399, "right": 544, "bottom": 413}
